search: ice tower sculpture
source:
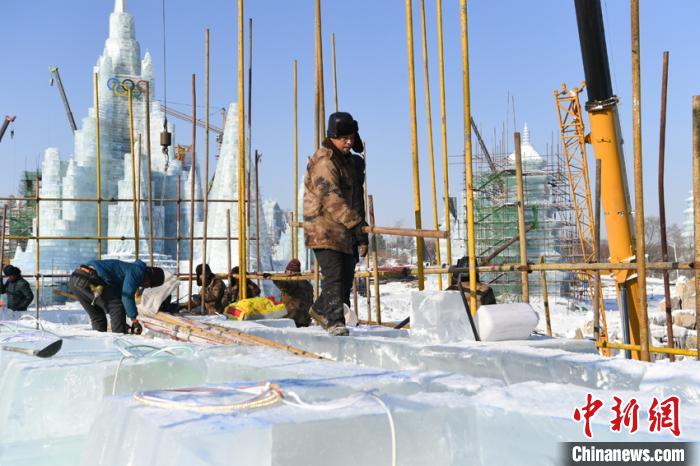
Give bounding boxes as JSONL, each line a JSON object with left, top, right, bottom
{"left": 13, "top": 0, "right": 274, "bottom": 293}
{"left": 204, "top": 104, "right": 274, "bottom": 274}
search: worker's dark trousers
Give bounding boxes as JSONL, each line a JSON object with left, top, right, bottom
{"left": 69, "top": 279, "right": 128, "bottom": 333}
{"left": 312, "top": 249, "right": 356, "bottom": 325}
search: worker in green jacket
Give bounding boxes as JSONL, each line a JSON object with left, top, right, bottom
{"left": 0, "top": 265, "right": 34, "bottom": 311}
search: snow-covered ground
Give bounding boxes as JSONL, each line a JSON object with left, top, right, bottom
{"left": 0, "top": 275, "right": 698, "bottom": 465}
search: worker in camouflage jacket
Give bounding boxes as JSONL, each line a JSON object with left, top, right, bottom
{"left": 229, "top": 266, "right": 261, "bottom": 302}
{"left": 0, "top": 265, "right": 34, "bottom": 311}
{"left": 303, "top": 112, "right": 369, "bottom": 336}
{"left": 269, "top": 259, "right": 313, "bottom": 327}
{"left": 180, "top": 263, "right": 229, "bottom": 314}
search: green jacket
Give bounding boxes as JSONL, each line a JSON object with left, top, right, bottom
{"left": 0, "top": 277, "right": 34, "bottom": 311}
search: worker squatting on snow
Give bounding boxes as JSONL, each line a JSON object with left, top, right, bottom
{"left": 229, "top": 266, "right": 261, "bottom": 302}
{"left": 447, "top": 257, "right": 497, "bottom": 313}
{"left": 267, "top": 259, "right": 313, "bottom": 328}
{"left": 179, "top": 263, "right": 229, "bottom": 315}
{"left": 0, "top": 265, "right": 34, "bottom": 311}
{"left": 69, "top": 259, "right": 165, "bottom": 334}
{"left": 303, "top": 112, "right": 368, "bottom": 336}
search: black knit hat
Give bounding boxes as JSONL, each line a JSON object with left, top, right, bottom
{"left": 3, "top": 265, "right": 20, "bottom": 277}
{"left": 327, "top": 112, "right": 364, "bottom": 153}
{"left": 195, "top": 263, "right": 213, "bottom": 286}
{"left": 145, "top": 267, "right": 165, "bottom": 288}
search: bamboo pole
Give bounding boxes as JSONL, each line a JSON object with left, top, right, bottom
{"left": 293, "top": 222, "right": 448, "bottom": 239}
{"left": 176, "top": 176, "right": 181, "bottom": 302}
{"left": 145, "top": 82, "right": 154, "bottom": 266}
{"left": 188, "top": 74, "right": 197, "bottom": 313}
{"left": 315, "top": 0, "right": 325, "bottom": 138}
{"left": 289, "top": 212, "right": 295, "bottom": 260}
{"left": 331, "top": 32, "right": 338, "bottom": 112}
{"left": 540, "top": 256, "right": 551, "bottom": 336}
{"left": 419, "top": 0, "right": 442, "bottom": 289}
{"left": 314, "top": 255, "right": 320, "bottom": 301}
{"left": 126, "top": 85, "right": 139, "bottom": 258}
{"left": 293, "top": 59, "right": 299, "bottom": 258}
{"left": 369, "top": 195, "right": 381, "bottom": 324}
{"left": 137, "top": 133, "right": 142, "bottom": 252}
{"left": 237, "top": 0, "right": 248, "bottom": 299}
{"left": 459, "top": 0, "right": 476, "bottom": 312}
{"left": 364, "top": 149, "right": 371, "bottom": 318}
{"left": 0, "top": 205, "right": 6, "bottom": 269}
{"left": 94, "top": 72, "right": 103, "bottom": 259}
{"left": 693, "top": 95, "right": 700, "bottom": 360}
{"left": 514, "top": 132, "right": 529, "bottom": 302}
{"left": 255, "top": 151, "right": 261, "bottom": 278}
{"left": 657, "top": 51, "right": 674, "bottom": 361}
{"left": 405, "top": 0, "right": 425, "bottom": 289}
{"left": 631, "top": 0, "right": 650, "bottom": 362}
{"left": 202, "top": 29, "right": 211, "bottom": 313}
{"left": 596, "top": 340, "right": 700, "bottom": 358}
{"left": 226, "top": 209, "right": 233, "bottom": 290}
{"left": 246, "top": 18, "right": 253, "bottom": 270}
{"left": 436, "top": 0, "right": 452, "bottom": 273}
{"left": 34, "top": 178, "right": 40, "bottom": 326}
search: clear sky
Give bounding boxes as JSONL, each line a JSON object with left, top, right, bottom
{"left": 1, "top": 0, "right": 699, "bottom": 231}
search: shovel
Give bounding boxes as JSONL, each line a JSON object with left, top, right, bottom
{"left": 1, "top": 339, "right": 63, "bottom": 358}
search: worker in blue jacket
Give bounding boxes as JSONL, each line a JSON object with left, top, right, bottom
{"left": 68, "top": 259, "right": 165, "bottom": 334}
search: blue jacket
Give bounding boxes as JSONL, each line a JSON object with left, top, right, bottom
{"left": 87, "top": 259, "right": 147, "bottom": 319}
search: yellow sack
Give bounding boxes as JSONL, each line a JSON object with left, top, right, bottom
{"left": 225, "top": 296, "right": 286, "bottom": 321}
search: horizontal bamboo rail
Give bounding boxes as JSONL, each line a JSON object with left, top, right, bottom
{"left": 4, "top": 235, "right": 248, "bottom": 241}
{"left": 596, "top": 340, "right": 698, "bottom": 358}
{"left": 0, "top": 196, "right": 240, "bottom": 203}
{"left": 293, "top": 221, "right": 448, "bottom": 239}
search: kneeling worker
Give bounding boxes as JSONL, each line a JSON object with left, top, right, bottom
{"left": 180, "top": 263, "right": 229, "bottom": 314}
{"left": 69, "top": 259, "right": 165, "bottom": 334}
{"left": 229, "top": 266, "right": 261, "bottom": 302}
{"left": 269, "top": 259, "right": 313, "bottom": 327}
{"left": 0, "top": 265, "right": 34, "bottom": 311}
{"left": 447, "top": 257, "right": 496, "bottom": 313}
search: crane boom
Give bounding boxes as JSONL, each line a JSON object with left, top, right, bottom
{"left": 159, "top": 104, "right": 223, "bottom": 135}
{"left": 49, "top": 67, "right": 77, "bottom": 132}
{"left": 0, "top": 116, "right": 16, "bottom": 142}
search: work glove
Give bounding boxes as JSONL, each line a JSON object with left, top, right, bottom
{"left": 129, "top": 319, "right": 143, "bottom": 335}
{"left": 358, "top": 244, "right": 369, "bottom": 258}
{"left": 352, "top": 221, "right": 369, "bottom": 245}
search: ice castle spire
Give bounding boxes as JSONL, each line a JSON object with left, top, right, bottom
{"left": 114, "top": 0, "right": 127, "bottom": 14}
{"left": 522, "top": 122, "right": 530, "bottom": 146}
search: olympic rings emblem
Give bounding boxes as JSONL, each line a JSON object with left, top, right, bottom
{"left": 107, "top": 77, "right": 149, "bottom": 99}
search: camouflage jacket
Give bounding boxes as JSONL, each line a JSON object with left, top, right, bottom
{"left": 303, "top": 141, "right": 364, "bottom": 254}
{"left": 200, "top": 276, "right": 229, "bottom": 314}
{"left": 229, "top": 280, "right": 261, "bottom": 303}
{"left": 273, "top": 278, "right": 313, "bottom": 327}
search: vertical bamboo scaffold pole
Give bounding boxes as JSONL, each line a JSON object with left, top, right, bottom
{"left": 293, "top": 60, "right": 299, "bottom": 258}
{"left": 364, "top": 147, "right": 371, "bottom": 318}
{"left": 255, "top": 151, "right": 261, "bottom": 277}
{"left": 176, "top": 176, "right": 181, "bottom": 301}
{"left": 237, "top": 0, "right": 248, "bottom": 298}
{"left": 657, "top": 51, "right": 674, "bottom": 360}
{"left": 540, "top": 255, "right": 551, "bottom": 336}
{"left": 94, "top": 73, "right": 102, "bottom": 259}
{"left": 187, "top": 74, "right": 197, "bottom": 312}
{"left": 331, "top": 32, "right": 338, "bottom": 112}
{"left": 405, "top": 0, "right": 425, "bottom": 290}
{"left": 514, "top": 132, "right": 529, "bottom": 302}
{"left": 369, "top": 195, "right": 381, "bottom": 324}
{"left": 34, "top": 178, "right": 40, "bottom": 326}
{"left": 227, "top": 209, "right": 233, "bottom": 289}
{"left": 201, "top": 29, "right": 211, "bottom": 313}
{"left": 436, "top": 0, "right": 452, "bottom": 275}
{"left": 127, "top": 86, "right": 139, "bottom": 259}
{"left": 315, "top": 0, "right": 325, "bottom": 138}
{"left": 419, "top": 0, "right": 442, "bottom": 289}
{"left": 0, "top": 205, "right": 6, "bottom": 269}
{"left": 693, "top": 95, "right": 700, "bottom": 360}
{"left": 459, "top": 0, "right": 476, "bottom": 312}
{"left": 630, "top": 0, "right": 650, "bottom": 362}
{"left": 145, "top": 82, "right": 154, "bottom": 266}
{"left": 246, "top": 18, "right": 253, "bottom": 271}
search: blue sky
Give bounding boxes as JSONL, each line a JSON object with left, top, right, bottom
{"left": 1, "top": 0, "right": 699, "bottom": 231}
